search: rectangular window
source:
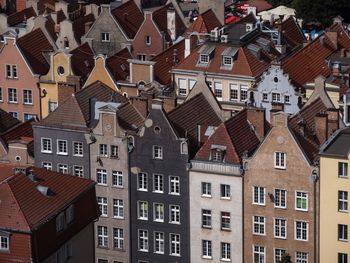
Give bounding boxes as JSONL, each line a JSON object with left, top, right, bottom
{"left": 23, "top": 113, "right": 35, "bottom": 121}
{"left": 6, "top": 64, "right": 17, "bottom": 78}
{"left": 138, "top": 172, "right": 147, "bottom": 191}
{"left": 8, "top": 88, "right": 17, "bottom": 103}
{"left": 98, "top": 197, "right": 108, "bottom": 217}
{"left": 223, "top": 56, "right": 232, "bottom": 66}
{"left": 296, "top": 251, "right": 308, "bottom": 263}
{"left": 9, "top": 112, "right": 18, "bottom": 119}
{"left": 275, "top": 248, "right": 286, "bottom": 263}
{"left": 138, "top": 201, "right": 148, "bottom": 220}
{"left": 221, "top": 184, "right": 231, "bottom": 199}
{"left": 41, "top": 138, "right": 52, "bottom": 153}
{"left": 153, "top": 203, "right": 164, "bottom": 222}
{"left": 42, "top": 162, "right": 52, "bottom": 170}
{"left": 339, "top": 162, "right": 348, "bottom": 177}
{"left": 272, "top": 92, "right": 281, "bottom": 102}
{"left": 73, "top": 165, "right": 84, "bottom": 177}
{"left": 275, "top": 189, "right": 286, "bottom": 208}
{"left": 113, "top": 199, "right": 124, "bottom": 219}
{"left": 284, "top": 95, "right": 290, "bottom": 104}
{"left": 137, "top": 54, "right": 146, "bottom": 61}
{"left": 339, "top": 224, "right": 348, "bottom": 241}
{"left": 202, "top": 209, "right": 212, "bottom": 228}
{"left": 97, "top": 169, "right": 107, "bottom": 185}
{"left": 295, "top": 221, "right": 308, "bottom": 241}
{"left": 113, "top": 228, "right": 124, "bottom": 249}
{"left": 253, "top": 186, "right": 265, "bottom": 205}
{"left": 202, "top": 240, "right": 212, "bottom": 258}
{"left": 66, "top": 205, "right": 74, "bottom": 224}
{"left": 154, "top": 232, "right": 164, "bottom": 254}
{"left": 101, "top": 32, "right": 110, "bottom": 42}
{"left": 138, "top": 229, "right": 148, "bottom": 252}
{"left": 189, "top": 79, "right": 196, "bottom": 90}
{"left": 169, "top": 176, "right": 180, "bottom": 195}
{"left": 48, "top": 101, "right": 57, "bottom": 112}
{"left": 221, "top": 242, "right": 231, "bottom": 260}
{"left": 275, "top": 152, "right": 286, "bottom": 169}
{"left": 170, "top": 233, "right": 180, "bottom": 256}
{"left": 110, "top": 145, "right": 118, "bottom": 158}
{"left": 214, "top": 82, "right": 222, "bottom": 100}
{"left": 211, "top": 149, "right": 224, "bottom": 162}
{"left": 169, "top": 205, "right": 180, "bottom": 224}
{"left": 221, "top": 212, "right": 231, "bottom": 230}
{"left": 56, "top": 212, "right": 65, "bottom": 232}
{"left": 296, "top": 191, "right": 308, "bottom": 211}
{"left": 202, "top": 182, "right": 211, "bottom": 197}
{"left": 153, "top": 145, "right": 163, "bottom": 159}
{"left": 230, "top": 84, "right": 238, "bottom": 101}
{"left": 153, "top": 174, "right": 163, "bottom": 193}
{"left": 57, "top": 163, "right": 68, "bottom": 174}
{"left": 339, "top": 191, "right": 348, "bottom": 212}
{"left": 145, "top": 35, "right": 151, "bottom": 45}
{"left": 73, "top": 142, "right": 83, "bottom": 157}
{"left": 274, "top": 218, "right": 287, "bottom": 239}
{"left": 253, "top": 246, "right": 265, "bottom": 263}
{"left": 178, "top": 78, "right": 187, "bottom": 96}
{"left": 200, "top": 54, "right": 209, "bottom": 64}
{"left": 97, "top": 226, "right": 108, "bottom": 247}
{"left": 112, "top": 171, "right": 123, "bottom": 187}
{"left": 253, "top": 216, "right": 265, "bottom": 235}
{"left": 338, "top": 253, "right": 348, "bottom": 263}
{"left": 262, "top": 92, "right": 268, "bottom": 101}
{"left": 57, "top": 139, "right": 68, "bottom": 155}
{"left": 99, "top": 144, "right": 108, "bottom": 157}
{"left": 23, "top": 90, "right": 33, "bottom": 104}
{"left": 240, "top": 86, "right": 248, "bottom": 102}
{"left": 0, "top": 87, "right": 3, "bottom": 101}
{"left": 0, "top": 235, "right": 9, "bottom": 251}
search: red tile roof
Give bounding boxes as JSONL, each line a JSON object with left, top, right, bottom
{"left": 111, "top": 0, "right": 143, "bottom": 39}
{"left": 243, "top": 0, "right": 272, "bottom": 12}
{"left": 107, "top": 47, "right": 133, "bottom": 81}
{"left": 117, "top": 102, "right": 145, "bottom": 131}
{"left": 280, "top": 17, "right": 305, "bottom": 48}
{"left": 70, "top": 42, "right": 95, "bottom": 78}
{"left": 1, "top": 120, "right": 34, "bottom": 145}
{"left": 7, "top": 7, "right": 36, "bottom": 26}
{"left": 17, "top": 28, "right": 55, "bottom": 75}
{"left": 0, "top": 108, "right": 20, "bottom": 133}
{"left": 185, "top": 9, "right": 222, "bottom": 36}
{"left": 45, "top": 15, "right": 58, "bottom": 41}
{"left": 38, "top": 0, "right": 56, "bottom": 14}
{"left": 72, "top": 13, "right": 95, "bottom": 43}
{"left": 0, "top": 165, "right": 96, "bottom": 231}
{"left": 56, "top": 9, "right": 67, "bottom": 23}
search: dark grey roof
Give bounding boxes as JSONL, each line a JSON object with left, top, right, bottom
{"left": 321, "top": 128, "right": 350, "bottom": 158}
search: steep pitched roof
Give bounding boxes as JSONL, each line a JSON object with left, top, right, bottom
{"left": 289, "top": 98, "right": 328, "bottom": 163}
{"left": 185, "top": 9, "right": 222, "bottom": 36}
{"left": 0, "top": 165, "right": 96, "bottom": 231}
{"left": 7, "top": 7, "right": 36, "bottom": 26}
{"left": 17, "top": 28, "right": 55, "bottom": 75}
{"left": 45, "top": 15, "right": 58, "bottom": 41}
{"left": 111, "top": 0, "right": 143, "bottom": 39}
{"left": 72, "top": 13, "right": 95, "bottom": 43}
{"left": 106, "top": 48, "right": 132, "bottom": 81}
{"left": 281, "top": 16, "right": 305, "bottom": 48}
{"left": 1, "top": 120, "right": 34, "bottom": 144}
{"left": 70, "top": 42, "right": 95, "bottom": 78}
{"left": 0, "top": 109, "right": 20, "bottom": 133}
{"left": 117, "top": 102, "right": 145, "bottom": 131}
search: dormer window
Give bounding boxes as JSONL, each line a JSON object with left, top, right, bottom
{"left": 0, "top": 233, "right": 9, "bottom": 251}
{"left": 223, "top": 56, "right": 233, "bottom": 66}
{"left": 200, "top": 54, "right": 209, "bottom": 64}
{"left": 210, "top": 145, "right": 226, "bottom": 162}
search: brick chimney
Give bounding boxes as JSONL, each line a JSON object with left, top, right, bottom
{"left": 58, "top": 82, "right": 76, "bottom": 105}
{"left": 314, "top": 112, "right": 328, "bottom": 145}
{"left": 326, "top": 31, "right": 338, "bottom": 50}
{"left": 327, "top": 108, "right": 339, "bottom": 138}
{"left": 247, "top": 107, "right": 265, "bottom": 141}
{"left": 130, "top": 97, "right": 149, "bottom": 118}
{"left": 270, "top": 102, "right": 284, "bottom": 123}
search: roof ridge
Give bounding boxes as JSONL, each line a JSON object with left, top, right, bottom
{"left": 240, "top": 47, "right": 254, "bottom": 76}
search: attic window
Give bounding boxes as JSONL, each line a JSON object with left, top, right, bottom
{"left": 200, "top": 54, "right": 209, "bottom": 64}
{"left": 0, "top": 234, "right": 9, "bottom": 251}
{"left": 210, "top": 145, "right": 226, "bottom": 162}
{"left": 64, "top": 37, "right": 69, "bottom": 49}
{"left": 101, "top": 32, "right": 110, "bottom": 42}
{"left": 223, "top": 56, "right": 233, "bottom": 66}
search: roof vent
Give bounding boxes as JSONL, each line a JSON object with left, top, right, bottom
{"left": 221, "top": 35, "right": 228, "bottom": 43}
{"left": 36, "top": 185, "right": 54, "bottom": 196}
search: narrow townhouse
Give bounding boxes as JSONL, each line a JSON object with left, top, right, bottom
{"left": 243, "top": 98, "right": 339, "bottom": 263}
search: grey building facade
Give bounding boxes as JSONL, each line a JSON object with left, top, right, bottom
{"left": 130, "top": 101, "right": 190, "bottom": 263}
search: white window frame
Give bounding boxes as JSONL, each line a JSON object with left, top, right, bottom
{"left": 96, "top": 169, "right": 107, "bottom": 185}
{"left": 275, "top": 152, "right": 286, "bottom": 169}
{"left": 202, "top": 239, "right": 212, "bottom": 259}
{"left": 240, "top": 85, "right": 248, "bottom": 102}
{"left": 153, "top": 174, "right": 164, "bottom": 193}
{"left": 262, "top": 92, "right": 268, "bottom": 101}
{"left": 338, "top": 224, "right": 348, "bottom": 241}
{"left": 97, "top": 226, "right": 108, "bottom": 248}
{"left": 169, "top": 176, "right": 180, "bottom": 195}
{"left": 274, "top": 218, "right": 287, "bottom": 239}
{"left": 221, "top": 242, "right": 231, "bottom": 261}
{"left": 214, "top": 82, "right": 223, "bottom": 101}
{"left": 23, "top": 89, "right": 33, "bottom": 104}
{"left": 253, "top": 245, "right": 265, "bottom": 263}
{"left": 8, "top": 88, "right": 17, "bottom": 103}
{"left": 73, "top": 141, "right": 83, "bottom": 157}
{"left": 169, "top": 205, "right": 180, "bottom": 224}
{"left": 153, "top": 145, "right": 163, "bottom": 159}
{"left": 295, "top": 251, "right": 308, "bottom": 263}
{"left": 201, "top": 182, "right": 212, "bottom": 197}
{"left": 73, "top": 165, "right": 84, "bottom": 177}
{"left": 138, "top": 172, "right": 148, "bottom": 191}
{"left": 230, "top": 83, "right": 238, "bottom": 101}
{"left": 253, "top": 186, "right": 265, "bottom": 205}
{"left": 57, "top": 139, "right": 68, "bottom": 155}
{"left": 253, "top": 215, "right": 265, "bottom": 235}
{"left": 110, "top": 145, "right": 118, "bottom": 158}
{"left": 154, "top": 231, "right": 164, "bottom": 254}
{"left": 42, "top": 162, "right": 52, "bottom": 170}
{"left": 223, "top": 55, "right": 233, "bottom": 66}
{"left": 112, "top": 171, "right": 123, "bottom": 187}
{"left": 169, "top": 233, "right": 180, "bottom": 256}
{"left": 295, "top": 191, "right": 308, "bottom": 211}
{"left": 0, "top": 235, "right": 9, "bottom": 251}
{"left": 284, "top": 95, "right": 290, "bottom": 104}
{"left": 200, "top": 54, "right": 209, "bottom": 64}
{"left": 178, "top": 78, "right": 187, "bottom": 96}
{"left": 295, "top": 220, "right": 308, "bottom": 241}
{"left": 339, "top": 191, "right": 348, "bottom": 212}
{"left": 272, "top": 92, "right": 281, "bottom": 102}
{"left": 41, "top": 138, "right": 52, "bottom": 153}
{"left": 98, "top": 196, "right": 108, "bottom": 217}
{"left": 5, "top": 64, "right": 17, "bottom": 79}
{"left": 101, "top": 32, "right": 110, "bottom": 42}
{"left": 99, "top": 144, "right": 108, "bottom": 157}
{"left": 339, "top": 162, "right": 348, "bottom": 178}
{"left": 221, "top": 184, "right": 231, "bottom": 199}
{"left": 153, "top": 203, "right": 164, "bottom": 222}
{"left": 274, "top": 248, "right": 286, "bottom": 263}
{"left": 137, "top": 201, "right": 148, "bottom": 220}
{"left": 113, "top": 199, "right": 124, "bottom": 219}
{"left": 202, "top": 209, "right": 211, "bottom": 228}
{"left": 138, "top": 229, "right": 148, "bottom": 252}
{"left": 57, "top": 163, "right": 68, "bottom": 174}
{"left": 274, "top": 189, "right": 287, "bottom": 209}
{"left": 221, "top": 211, "right": 231, "bottom": 230}
{"left": 113, "top": 228, "right": 124, "bottom": 249}
{"left": 145, "top": 35, "right": 151, "bottom": 45}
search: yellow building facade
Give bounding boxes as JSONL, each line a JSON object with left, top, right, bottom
{"left": 320, "top": 128, "right": 350, "bottom": 263}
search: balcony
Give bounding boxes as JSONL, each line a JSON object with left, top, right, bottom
{"left": 190, "top": 160, "right": 243, "bottom": 176}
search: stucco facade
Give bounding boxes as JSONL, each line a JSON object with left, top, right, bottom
{"left": 0, "top": 35, "right": 41, "bottom": 121}
{"left": 89, "top": 103, "right": 131, "bottom": 263}
{"left": 244, "top": 113, "right": 318, "bottom": 263}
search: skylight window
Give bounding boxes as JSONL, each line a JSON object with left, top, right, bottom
{"left": 200, "top": 54, "right": 209, "bottom": 64}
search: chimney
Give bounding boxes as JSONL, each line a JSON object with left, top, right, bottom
{"left": 130, "top": 97, "right": 149, "bottom": 118}
{"left": 327, "top": 108, "right": 339, "bottom": 138}
{"left": 314, "top": 75, "right": 326, "bottom": 92}
{"left": 314, "top": 112, "right": 328, "bottom": 145}
{"left": 167, "top": 7, "right": 176, "bottom": 42}
{"left": 162, "top": 97, "right": 177, "bottom": 113}
{"left": 326, "top": 31, "right": 338, "bottom": 49}
{"left": 57, "top": 82, "right": 76, "bottom": 105}
{"left": 151, "top": 98, "right": 163, "bottom": 110}
{"left": 270, "top": 103, "right": 284, "bottom": 123}
{"left": 247, "top": 107, "right": 265, "bottom": 141}
{"left": 185, "top": 38, "right": 191, "bottom": 59}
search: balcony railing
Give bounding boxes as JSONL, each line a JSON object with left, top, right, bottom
{"left": 190, "top": 160, "right": 243, "bottom": 176}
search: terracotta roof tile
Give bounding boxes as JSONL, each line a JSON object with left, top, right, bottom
{"left": 117, "top": 102, "right": 145, "bottom": 131}
{"left": 0, "top": 109, "right": 20, "bottom": 133}
{"left": 70, "top": 42, "right": 95, "bottom": 78}
{"left": 111, "top": 0, "right": 143, "bottom": 39}
{"left": 17, "top": 28, "right": 54, "bottom": 75}
{"left": 106, "top": 48, "right": 133, "bottom": 81}
{"left": 243, "top": 0, "right": 272, "bottom": 12}
{"left": 38, "top": 0, "right": 56, "bottom": 14}
{"left": 185, "top": 9, "right": 222, "bottom": 36}
{"left": 1, "top": 120, "right": 34, "bottom": 146}
{"left": 281, "top": 17, "right": 305, "bottom": 48}
{"left": 0, "top": 165, "right": 96, "bottom": 230}
{"left": 45, "top": 15, "right": 58, "bottom": 41}
{"left": 56, "top": 9, "right": 67, "bottom": 23}
{"left": 72, "top": 13, "right": 95, "bottom": 43}
{"left": 7, "top": 7, "right": 36, "bottom": 26}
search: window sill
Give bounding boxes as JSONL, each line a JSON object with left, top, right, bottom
{"left": 201, "top": 195, "right": 212, "bottom": 198}
{"left": 221, "top": 228, "right": 231, "bottom": 232}
{"left": 274, "top": 206, "right": 287, "bottom": 209}
{"left": 169, "top": 221, "right": 181, "bottom": 225}
{"left": 169, "top": 193, "right": 180, "bottom": 196}
{"left": 202, "top": 256, "right": 213, "bottom": 260}
{"left": 338, "top": 210, "right": 348, "bottom": 213}
{"left": 8, "top": 101, "right": 18, "bottom": 104}
{"left": 295, "top": 239, "right": 308, "bottom": 242}
{"left": 202, "top": 226, "right": 212, "bottom": 229}
{"left": 138, "top": 249, "right": 148, "bottom": 253}
{"left": 295, "top": 209, "right": 308, "bottom": 212}
{"left": 274, "top": 167, "right": 286, "bottom": 170}
{"left": 252, "top": 233, "right": 265, "bottom": 236}
{"left": 97, "top": 246, "right": 109, "bottom": 250}
{"left": 338, "top": 239, "right": 348, "bottom": 242}
{"left": 169, "top": 254, "right": 181, "bottom": 257}
{"left": 339, "top": 176, "right": 348, "bottom": 179}
{"left": 113, "top": 216, "right": 124, "bottom": 220}
{"left": 153, "top": 191, "right": 164, "bottom": 194}
{"left": 220, "top": 197, "right": 231, "bottom": 200}
{"left": 97, "top": 183, "right": 108, "bottom": 187}
{"left": 23, "top": 103, "right": 33, "bottom": 106}
{"left": 137, "top": 189, "right": 148, "bottom": 192}
{"left": 113, "top": 247, "right": 125, "bottom": 251}
{"left": 154, "top": 220, "right": 164, "bottom": 223}
{"left": 110, "top": 156, "right": 119, "bottom": 159}
{"left": 41, "top": 151, "right": 52, "bottom": 154}
{"left": 138, "top": 218, "right": 148, "bottom": 221}
{"left": 154, "top": 251, "right": 165, "bottom": 255}
{"left": 274, "top": 236, "right": 287, "bottom": 240}
{"left": 112, "top": 185, "right": 124, "bottom": 189}
{"left": 73, "top": 154, "right": 84, "bottom": 157}
{"left": 57, "top": 153, "right": 68, "bottom": 156}
{"left": 220, "top": 259, "right": 231, "bottom": 262}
